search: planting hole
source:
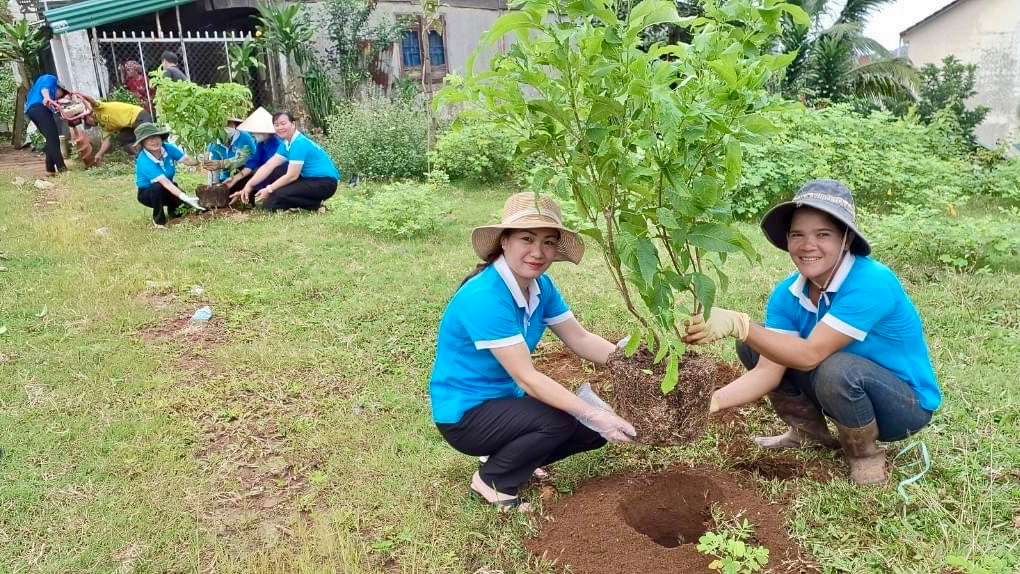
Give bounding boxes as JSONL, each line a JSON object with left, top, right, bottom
{"left": 618, "top": 475, "right": 712, "bottom": 548}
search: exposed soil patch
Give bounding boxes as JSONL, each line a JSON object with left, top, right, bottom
{"left": 170, "top": 208, "right": 251, "bottom": 226}
{"left": 0, "top": 146, "right": 50, "bottom": 178}
{"left": 139, "top": 314, "right": 227, "bottom": 347}
{"left": 533, "top": 345, "right": 594, "bottom": 385}
{"left": 597, "top": 349, "right": 716, "bottom": 446}
{"left": 528, "top": 467, "right": 819, "bottom": 574}
{"left": 196, "top": 183, "right": 231, "bottom": 209}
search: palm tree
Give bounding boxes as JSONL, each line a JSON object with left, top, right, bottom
{"left": 776, "top": 0, "right": 917, "bottom": 104}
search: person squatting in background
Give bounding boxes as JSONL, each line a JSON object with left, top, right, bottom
{"left": 234, "top": 112, "right": 339, "bottom": 212}
{"left": 225, "top": 107, "right": 287, "bottom": 206}
{"left": 202, "top": 116, "right": 256, "bottom": 184}
{"left": 132, "top": 122, "right": 204, "bottom": 227}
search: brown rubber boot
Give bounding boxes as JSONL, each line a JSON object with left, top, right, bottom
{"left": 754, "top": 392, "right": 840, "bottom": 449}
{"left": 836, "top": 421, "right": 888, "bottom": 485}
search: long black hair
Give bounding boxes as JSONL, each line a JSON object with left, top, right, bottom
{"left": 460, "top": 230, "right": 511, "bottom": 287}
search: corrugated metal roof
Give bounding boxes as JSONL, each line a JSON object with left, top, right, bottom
{"left": 44, "top": 0, "right": 194, "bottom": 35}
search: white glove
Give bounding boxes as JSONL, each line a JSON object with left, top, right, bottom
{"left": 575, "top": 406, "right": 637, "bottom": 444}
{"left": 179, "top": 194, "right": 205, "bottom": 211}
{"left": 615, "top": 335, "right": 631, "bottom": 350}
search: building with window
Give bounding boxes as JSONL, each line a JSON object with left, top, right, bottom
{"left": 372, "top": 0, "right": 511, "bottom": 90}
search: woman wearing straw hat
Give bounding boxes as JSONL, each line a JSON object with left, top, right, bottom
{"left": 202, "top": 116, "right": 257, "bottom": 184}
{"left": 430, "top": 192, "right": 637, "bottom": 510}
{"left": 234, "top": 111, "right": 339, "bottom": 212}
{"left": 225, "top": 107, "right": 286, "bottom": 205}
{"left": 683, "top": 180, "right": 941, "bottom": 485}
{"left": 133, "top": 122, "right": 204, "bottom": 227}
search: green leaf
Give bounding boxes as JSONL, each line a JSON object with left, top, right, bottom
{"left": 687, "top": 223, "right": 740, "bottom": 253}
{"left": 624, "top": 326, "right": 642, "bottom": 357}
{"left": 484, "top": 11, "right": 534, "bottom": 45}
{"left": 692, "top": 272, "right": 716, "bottom": 314}
{"left": 653, "top": 339, "right": 669, "bottom": 364}
{"left": 634, "top": 237, "right": 659, "bottom": 285}
{"left": 661, "top": 350, "right": 679, "bottom": 394}
{"left": 708, "top": 59, "right": 738, "bottom": 87}
{"left": 628, "top": 0, "right": 683, "bottom": 34}
{"left": 578, "top": 227, "right": 605, "bottom": 245}
{"left": 725, "top": 137, "right": 741, "bottom": 188}
{"left": 779, "top": 3, "right": 811, "bottom": 29}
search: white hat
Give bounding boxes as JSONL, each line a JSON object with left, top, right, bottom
{"left": 237, "top": 107, "right": 274, "bottom": 134}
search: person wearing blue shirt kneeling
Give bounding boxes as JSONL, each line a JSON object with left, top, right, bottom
{"left": 24, "top": 74, "right": 69, "bottom": 175}
{"left": 133, "top": 122, "right": 203, "bottom": 227}
{"left": 236, "top": 111, "right": 338, "bottom": 212}
{"left": 225, "top": 107, "right": 285, "bottom": 206}
{"left": 430, "top": 192, "right": 636, "bottom": 511}
{"left": 683, "top": 180, "right": 941, "bottom": 486}
{"left": 202, "top": 116, "right": 256, "bottom": 184}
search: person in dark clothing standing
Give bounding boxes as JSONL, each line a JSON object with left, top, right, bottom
{"left": 160, "top": 51, "right": 187, "bottom": 82}
{"left": 24, "top": 74, "right": 69, "bottom": 175}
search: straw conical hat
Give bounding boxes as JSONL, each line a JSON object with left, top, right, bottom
{"left": 237, "top": 107, "right": 274, "bottom": 134}
{"left": 471, "top": 192, "right": 584, "bottom": 264}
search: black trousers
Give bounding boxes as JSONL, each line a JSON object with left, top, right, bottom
{"left": 263, "top": 177, "right": 337, "bottom": 211}
{"left": 26, "top": 104, "right": 66, "bottom": 173}
{"left": 137, "top": 183, "right": 183, "bottom": 225}
{"left": 116, "top": 110, "right": 153, "bottom": 154}
{"left": 437, "top": 396, "right": 606, "bottom": 495}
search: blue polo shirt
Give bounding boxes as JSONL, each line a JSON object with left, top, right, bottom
{"left": 246, "top": 136, "right": 281, "bottom": 171}
{"left": 135, "top": 142, "right": 185, "bottom": 189}
{"left": 25, "top": 74, "right": 59, "bottom": 113}
{"left": 765, "top": 254, "right": 941, "bottom": 411}
{"left": 430, "top": 256, "right": 574, "bottom": 424}
{"left": 273, "top": 131, "right": 340, "bottom": 180}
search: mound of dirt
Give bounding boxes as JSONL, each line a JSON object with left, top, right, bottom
{"left": 528, "top": 467, "right": 818, "bottom": 574}
{"left": 597, "top": 349, "right": 716, "bottom": 446}
{"left": 196, "top": 184, "right": 231, "bottom": 209}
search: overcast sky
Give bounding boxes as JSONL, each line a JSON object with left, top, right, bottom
{"left": 860, "top": 0, "right": 960, "bottom": 49}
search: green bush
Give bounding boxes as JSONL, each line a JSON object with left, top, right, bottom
{"left": 430, "top": 120, "right": 518, "bottom": 183}
{"left": 0, "top": 64, "right": 16, "bottom": 126}
{"left": 979, "top": 159, "right": 1020, "bottom": 204}
{"left": 334, "top": 182, "right": 448, "bottom": 237}
{"left": 108, "top": 85, "right": 142, "bottom": 106}
{"left": 868, "top": 204, "right": 1020, "bottom": 273}
{"left": 736, "top": 104, "right": 977, "bottom": 218}
{"left": 324, "top": 97, "right": 427, "bottom": 180}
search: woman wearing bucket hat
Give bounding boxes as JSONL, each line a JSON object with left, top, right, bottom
{"left": 225, "top": 107, "right": 286, "bottom": 205}
{"left": 133, "top": 122, "right": 204, "bottom": 227}
{"left": 233, "top": 112, "right": 339, "bottom": 212}
{"left": 202, "top": 116, "right": 257, "bottom": 184}
{"left": 430, "top": 192, "right": 637, "bottom": 511}
{"left": 683, "top": 180, "right": 940, "bottom": 485}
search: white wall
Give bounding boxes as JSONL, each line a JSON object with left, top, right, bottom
{"left": 902, "top": 0, "right": 1020, "bottom": 146}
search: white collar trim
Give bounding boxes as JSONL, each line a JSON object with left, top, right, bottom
{"left": 143, "top": 146, "right": 165, "bottom": 166}
{"left": 787, "top": 253, "right": 856, "bottom": 313}
{"left": 493, "top": 255, "right": 540, "bottom": 318}
{"left": 283, "top": 130, "right": 302, "bottom": 151}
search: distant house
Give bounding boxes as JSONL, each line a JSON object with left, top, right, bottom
{"left": 366, "top": 0, "right": 511, "bottom": 91}
{"left": 900, "top": 0, "right": 1020, "bottom": 147}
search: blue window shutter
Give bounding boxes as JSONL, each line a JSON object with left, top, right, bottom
{"left": 428, "top": 30, "right": 445, "bottom": 66}
{"left": 401, "top": 30, "right": 421, "bottom": 67}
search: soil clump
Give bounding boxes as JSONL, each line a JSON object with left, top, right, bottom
{"left": 528, "top": 467, "right": 818, "bottom": 574}
{"left": 597, "top": 349, "right": 716, "bottom": 446}
{"left": 196, "top": 183, "right": 231, "bottom": 209}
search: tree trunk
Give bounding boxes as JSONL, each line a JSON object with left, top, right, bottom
{"left": 12, "top": 85, "right": 27, "bottom": 149}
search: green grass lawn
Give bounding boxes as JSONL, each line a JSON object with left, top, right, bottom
{"left": 1, "top": 168, "right": 1018, "bottom": 573}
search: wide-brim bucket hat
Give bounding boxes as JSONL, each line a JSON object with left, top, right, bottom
{"left": 237, "top": 107, "right": 274, "bottom": 134}
{"left": 760, "top": 179, "right": 871, "bottom": 256}
{"left": 133, "top": 122, "right": 171, "bottom": 146}
{"left": 471, "top": 192, "right": 585, "bottom": 264}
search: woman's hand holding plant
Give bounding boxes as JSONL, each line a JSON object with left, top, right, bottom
{"left": 683, "top": 308, "right": 750, "bottom": 345}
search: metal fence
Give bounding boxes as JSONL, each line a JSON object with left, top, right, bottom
{"left": 94, "top": 30, "right": 277, "bottom": 113}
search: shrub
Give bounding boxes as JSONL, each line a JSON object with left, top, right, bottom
{"left": 0, "top": 64, "right": 16, "bottom": 126}
{"left": 109, "top": 85, "right": 142, "bottom": 106}
{"left": 324, "top": 97, "right": 427, "bottom": 180}
{"left": 735, "top": 104, "right": 977, "bottom": 218}
{"left": 868, "top": 204, "right": 1020, "bottom": 273}
{"left": 430, "top": 119, "right": 518, "bottom": 183}
{"left": 334, "top": 182, "right": 448, "bottom": 237}
{"left": 979, "top": 159, "right": 1020, "bottom": 204}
